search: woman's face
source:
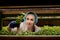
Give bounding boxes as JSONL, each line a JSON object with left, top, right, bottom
{"left": 26, "top": 14, "right": 35, "bottom": 27}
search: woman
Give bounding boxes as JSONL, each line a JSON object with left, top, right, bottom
{"left": 19, "top": 12, "right": 41, "bottom": 33}
{"left": 7, "top": 12, "right": 41, "bottom": 34}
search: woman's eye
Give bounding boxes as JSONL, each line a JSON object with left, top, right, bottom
{"left": 31, "top": 19, "right": 34, "bottom": 21}
{"left": 27, "top": 18, "right": 29, "bottom": 20}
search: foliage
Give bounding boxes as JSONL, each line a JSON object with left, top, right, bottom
{"left": 2, "top": 25, "right": 60, "bottom": 35}
{"left": 16, "top": 12, "right": 25, "bottom": 24}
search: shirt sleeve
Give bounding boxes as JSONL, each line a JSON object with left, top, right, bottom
{"left": 19, "top": 22, "right": 23, "bottom": 31}
{"left": 19, "top": 22, "right": 25, "bottom": 32}
{"left": 19, "top": 22, "right": 27, "bottom": 32}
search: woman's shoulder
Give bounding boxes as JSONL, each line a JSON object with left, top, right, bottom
{"left": 20, "top": 22, "right": 25, "bottom": 25}
{"left": 19, "top": 22, "right": 27, "bottom": 32}
{"left": 20, "top": 22, "right": 26, "bottom": 28}
{"left": 34, "top": 25, "right": 41, "bottom": 32}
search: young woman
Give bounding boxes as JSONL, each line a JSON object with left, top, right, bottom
{"left": 7, "top": 12, "right": 41, "bottom": 34}
{"left": 19, "top": 12, "right": 41, "bottom": 33}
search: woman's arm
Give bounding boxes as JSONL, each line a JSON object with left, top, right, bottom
{"left": 16, "top": 27, "right": 20, "bottom": 34}
{"left": 17, "top": 22, "right": 25, "bottom": 34}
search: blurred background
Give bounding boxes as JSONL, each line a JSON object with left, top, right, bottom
{"left": 0, "top": 5, "right": 60, "bottom": 27}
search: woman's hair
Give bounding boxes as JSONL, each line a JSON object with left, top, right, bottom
{"left": 23, "top": 12, "right": 38, "bottom": 24}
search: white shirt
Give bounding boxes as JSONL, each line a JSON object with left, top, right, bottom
{"left": 19, "top": 22, "right": 41, "bottom": 32}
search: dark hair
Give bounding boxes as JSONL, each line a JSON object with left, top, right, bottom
{"left": 32, "top": 25, "right": 35, "bottom": 32}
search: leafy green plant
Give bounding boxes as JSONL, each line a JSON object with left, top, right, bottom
{"left": 2, "top": 25, "right": 60, "bottom": 35}
{"left": 16, "top": 12, "right": 25, "bottom": 24}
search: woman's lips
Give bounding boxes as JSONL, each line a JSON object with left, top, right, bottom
{"left": 26, "top": 23, "right": 31, "bottom": 26}
{"left": 28, "top": 23, "right": 31, "bottom": 25}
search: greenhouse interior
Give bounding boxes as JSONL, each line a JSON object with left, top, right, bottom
{"left": 0, "top": 6, "right": 60, "bottom": 35}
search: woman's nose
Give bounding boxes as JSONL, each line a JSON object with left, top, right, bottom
{"left": 28, "top": 20, "right": 31, "bottom": 22}
{"left": 28, "top": 20, "right": 31, "bottom": 23}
